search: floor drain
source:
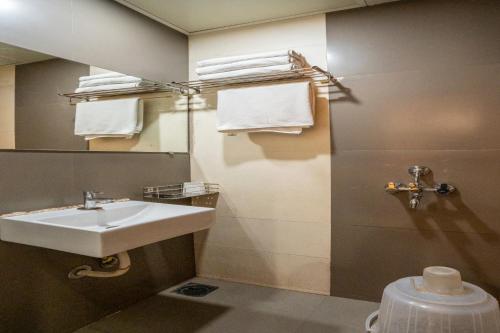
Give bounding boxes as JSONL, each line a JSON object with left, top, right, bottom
{"left": 173, "top": 282, "right": 218, "bottom": 297}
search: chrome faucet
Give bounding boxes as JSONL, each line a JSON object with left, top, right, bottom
{"left": 81, "top": 191, "right": 113, "bottom": 210}
{"left": 385, "top": 166, "right": 456, "bottom": 209}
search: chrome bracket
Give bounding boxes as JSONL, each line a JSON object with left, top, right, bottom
{"left": 385, "top": 166, "right": 456, "bottom": 209}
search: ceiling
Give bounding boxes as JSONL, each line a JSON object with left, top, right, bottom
{"left": 0, "top": 42, "right": 53, "bottom": 66}
{"left": 115, "top": 0, "right": 398, "bottom": 35}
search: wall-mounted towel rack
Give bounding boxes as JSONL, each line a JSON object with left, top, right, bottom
{"left": 59, "top": 85, "right": 175, "bottom": 104}
{"left": 171, "top": 66, "right": 339, "bottom": 95}
{"left": 60, "top": 66, "right": 339, "bottom": 103}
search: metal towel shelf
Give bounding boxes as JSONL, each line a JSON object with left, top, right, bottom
{"left": 60, "top": 66, "right": 339, "bottom": 103}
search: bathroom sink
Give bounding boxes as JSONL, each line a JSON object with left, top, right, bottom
{"left": 0, "top": 200, "right": 215, "bottom": 258}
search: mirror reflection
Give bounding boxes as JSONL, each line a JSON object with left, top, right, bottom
{"left": 0, "top": 42, "right": 188, "bottom": 153}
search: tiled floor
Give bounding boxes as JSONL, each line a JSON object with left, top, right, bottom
{"left": 75, "top": 278, "right": 379, "bottom": 333}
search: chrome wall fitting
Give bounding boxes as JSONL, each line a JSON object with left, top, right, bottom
{"left": 385, "top": 166, "right": 456, "bottom": 209}
{"left": 408, "top": 166, "right": 430, "bottom": 183}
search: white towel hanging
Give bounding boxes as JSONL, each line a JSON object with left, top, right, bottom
{"left": 74, "top": 98, "right": 143, "bottom": 140}
{"left": 216, "top": 81, "right": 315, "bottom": 135}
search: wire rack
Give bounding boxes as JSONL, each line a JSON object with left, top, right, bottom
{"left": 60, "top": 85, "right": 174, "bottom": 104}
{"left": 60, "top": 66, "right": 338, "bottom": 102}
{"left": 171, "top": 66, "right": 339, "bottom": 95}
{"left": 143, "top": 182, "right": 220, "bottom": 208}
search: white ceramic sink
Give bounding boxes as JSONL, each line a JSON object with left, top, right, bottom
{"left": 0, "top": 200, "right": 215, "bottom": 258}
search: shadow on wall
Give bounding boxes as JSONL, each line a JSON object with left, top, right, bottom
{"left": 328, "top": 80, "right": 360, "bottom": 155}
{"left": 189, "top": 79, "right": 357, "bottom": 164}
{"left": 329, "top": 80, "right": 360, "bottom": 105}
{"left": 393, "top": 171, "right": 499, "bottom": 296}
{"left": 244, "top": 95, "right": 330, "bottom": 162}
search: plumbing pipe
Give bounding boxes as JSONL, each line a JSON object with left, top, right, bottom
{"left": 71, "top": 251, "right": 131, "bottom": 279}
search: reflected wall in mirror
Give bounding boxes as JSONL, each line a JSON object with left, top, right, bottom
{"left": 0, "top": 42, "right": 188, "bottom": 153}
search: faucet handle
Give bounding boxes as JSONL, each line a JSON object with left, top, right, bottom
{"left": 385, "top": 182, "right": 397, "bottom": 193}
{"left": 435, "top": 183, "right": 455, "bottom": 195}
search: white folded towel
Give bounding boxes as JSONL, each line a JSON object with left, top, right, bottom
{"left": 78, "top": 76, "right": 143, "bottom": 88}
{"left": 183, "top": 182, "right": 207, "bottom": 196}
{"left": 196, "top": 56, "right": 305, "bottom": 76}
{"left": 74, "top": 98, "right": 143, "bottom": 140}
{"left": 216, "top": 81, "right": 315, "bottom": 134}
{"left": 198, "top": 64, "right": 300, "bottom": 81}
{"left": 74, "top": 82, "right": 156, "bottom": 93}
{"left": 79, "top": 72, "right": 126, "bottom": 82}
{"left": 197, "top": 49, "right": 301, "bottom": 67}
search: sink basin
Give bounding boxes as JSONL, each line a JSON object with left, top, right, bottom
{"left": 0, "top": 200, "right": 215, "bottom": 257}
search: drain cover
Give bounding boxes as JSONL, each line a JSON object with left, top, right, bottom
{"left": 173, "top": 282, "right": 218, "bottom": 297}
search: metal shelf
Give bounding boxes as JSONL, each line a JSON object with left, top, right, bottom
{"left": 143, "top": 183, "right": 219, "bottom": 200}
{"left": 171, "top": 66, "right": 339, "bottom": 95}
{"left": 144, "top": 182, "right": 220, "bottom": 208}
{"left": 59, "top": 85, "right": 175, "bottom": 104}
{"left": 59, "top": 66, "right": 339, "bottom": 102}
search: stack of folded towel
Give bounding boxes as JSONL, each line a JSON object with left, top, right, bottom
{"left": 75, "top": 72, "right": 157, "bottom": 93}
{"left": 196, "top": 50, "right": 306, "bottom": 81}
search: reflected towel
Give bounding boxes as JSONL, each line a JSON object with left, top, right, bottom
{"left": 74, "top": 82, "right": 156, "bottom": 93}
{"left": 198, "top": 64, "right": 299, "bottom": 81}
{"left": 196, "top": 56, "right": 305, "bottom": 76}
{"left": 74, "top": 98, "right": 143, "bottom": 140}
{"left": 197, "top": 49, "right": 302, "bottom": 67}
{"left": 79, "top": 72, "right": 126, "bottom": 82}
{"left": 79, "top": 76, "right": 143, "bottom": 88}
{"left": 216, "top": 81, "right": 315, "bottom": 135}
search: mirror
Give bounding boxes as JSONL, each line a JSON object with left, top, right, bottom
{"left": 0, "top": 42, "right": 188, "bottom": 153}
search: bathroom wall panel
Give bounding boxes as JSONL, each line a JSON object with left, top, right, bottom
{"left": 15, "top": 58, "right": 89, "bottom": 150}
{"left": 332, "top": 150, "right": 500, "bottom": 235}
{"left": 72, "top": 152, "right": 191, "bottom": 199}
{"left": 332, "top": 225, "right": 500, "bottom": 300}
{"left": 327, "top": 0, "right": 500, "bottom": 301}
{"left": 330, "top": 64, "right": 500, "bottom": 151}
{"left": 327, "top": 0, "right": 500, "bottom": 77}
{"left": 0, "top": 0, "right": 188, "bottom": 83}
{"left": 0, "top": 65, "right": 15, "bottom": 149}
{"left": 0, "top": 152, "right": 76, "bottom": 213}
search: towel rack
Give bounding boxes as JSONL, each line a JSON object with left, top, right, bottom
{"left": 59, "top": 85, "right": 175, "bottom": 104}
{"left": 171, "top": 66, "right": 339, "bottom": 95}
{"left": 60, "top": 66, "right": 339, "bottom": 103}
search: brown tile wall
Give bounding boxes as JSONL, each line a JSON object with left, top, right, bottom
{"left": 0, "top": 152, "right": 194, "bottom": 333}
{"left": 327, "top": 0, "right": 500, "bottom": 301}
{"left": 15, "top": 58, "right": 89, "bottom": 150}
{"left": 0, "top": 0, "right": 188, "bottom": 83}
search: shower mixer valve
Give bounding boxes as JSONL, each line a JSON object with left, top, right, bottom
{"left": 385, "top": 166, "right": 456, "bottom": 209}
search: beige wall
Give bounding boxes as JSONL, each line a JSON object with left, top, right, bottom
{"left": 0, "top": 65, "right": 15, "bottom": 149}
{"left": 189, "top": 15, "right": 331, "bottom": 294}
